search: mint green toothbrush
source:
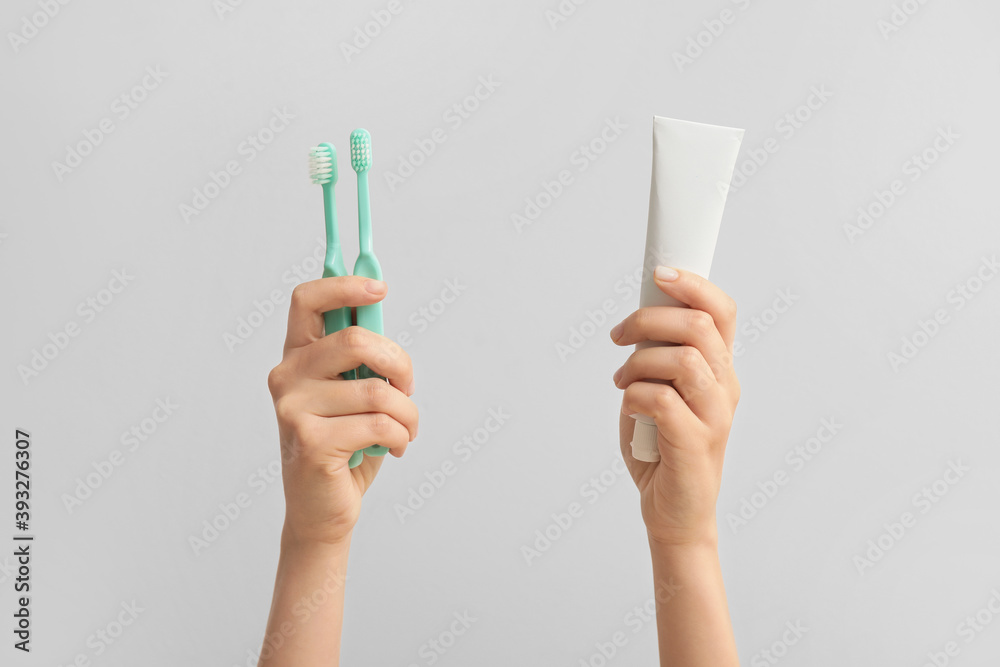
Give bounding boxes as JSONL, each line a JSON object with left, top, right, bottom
{"left": 310, "top": 143, "right": 365, "bottom": 469}
{"left": 350, "top": 128, "right": 390, "bottom": 460}
{"left": 310, "top": 143, "right": 353, "bottom": 337}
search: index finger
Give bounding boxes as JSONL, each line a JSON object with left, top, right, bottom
{"left": 283, "top": 276, "right": 387, "bottom": 352}
{"left": 647, "top": 266, "right": 738, "bottom": 352}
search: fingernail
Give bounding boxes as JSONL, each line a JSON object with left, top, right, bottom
{"left": 610, "top": 321, "right": 624, "bottom": 342}
{"left": 365, "top": 280, "right": 386, "bottom": 294}
{"left": 654, "top": 266, "right": 679, "bottom": 282}
{"left": 612, "top": 366, "right": 623, "bottom": 386}
{"left": 406, "top": 379, "right": 416, "bottom": 396}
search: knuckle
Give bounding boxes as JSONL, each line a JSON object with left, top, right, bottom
{"left": 678, "top": 346, "right": 704, "bottom": 371}
{"left": 343, "top": 327, "right": 370, "bottom": 351}
{"left": 718, "top": 349, "right": 735, "bottom": 372}
{"left": 622, "top": 383, "right": 645, "bottom": 410}
{"left": 368, "top": 412, "right": 393, "bottom": 436}
{"left": 289, "top": 282, "right": 312, "bottom": 309}
{"left": 290, "top": 417, "right": 324, "bottom": 451}
{"left": 653, "top": 386, "right": 676, "bottom": 413}
{"left": 267, "top": 364, "right": 288, "bottom": 396}
{"left": 374, "top": 342, "right": 397, "bottom": 367}
{"left": 687, "top": 310, "right": 715, "bottom": 337}
{"left": 362, "top": 379, "right": 389, "bottom": 408}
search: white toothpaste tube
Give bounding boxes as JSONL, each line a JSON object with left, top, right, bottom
{"left": 630, "top": 115, "right": 745, "bottom": 463}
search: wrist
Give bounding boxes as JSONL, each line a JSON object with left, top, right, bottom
{"left": 280, "top": 522, "right": 353, "bottom": 557}
{"left": 646, "top": 520, "right": 719, "bottom": 552}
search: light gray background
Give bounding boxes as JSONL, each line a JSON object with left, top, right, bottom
{"left": 3, "top": 1, "right": 999, "bottom": 665}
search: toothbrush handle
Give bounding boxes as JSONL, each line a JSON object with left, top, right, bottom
{"left": 321, "top": 294, "right": 360, "bottom": 460}
{"left": 356, "top": 365, "right": 390, "bottom": 458}
{"left": 323, "top": 308, "right": 352, "bottom": 338}
{"left": 354, "top": 301, "right": 389, "bottom": 458}
{"left": 358, "top": 172, "right": 372, "bottom": 252}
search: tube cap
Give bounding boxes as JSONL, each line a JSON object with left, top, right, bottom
{"left": 630, "top": 421, "right": 661, "bottom": 462}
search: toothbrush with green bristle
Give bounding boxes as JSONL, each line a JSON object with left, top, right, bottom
{"left": 350, "top": 128, "right": 390, "bottom": 459}
{"left": 310, "top": 142, "right": 364, "bottom": 469}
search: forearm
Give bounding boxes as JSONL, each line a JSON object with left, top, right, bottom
{"left": 649, "top": 528, "right": 739, "bottom": 667}
{"left": 257, "top": 529, "right": 351, "bottom": 667}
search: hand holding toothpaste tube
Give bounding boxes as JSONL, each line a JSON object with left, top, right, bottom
{"left": 611, "top": 266, "right": 740, "bottom": 548}
{"left": 611, "top": 267, "right": 742, "bottom": 666}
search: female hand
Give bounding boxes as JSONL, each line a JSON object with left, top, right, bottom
{"left": 611, "top": 267, "right": 740, "bottom": 547}
{"left": 266, "top": 276, "right": 418, "bottom": 547}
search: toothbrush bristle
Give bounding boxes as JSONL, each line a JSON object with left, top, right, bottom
{"left": 309, "top": 144, "right": 336, "bottom": 185}
{"left": 350, "top": 129, "right": 372, "bottom": 172}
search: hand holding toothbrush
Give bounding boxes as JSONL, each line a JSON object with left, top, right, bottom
{"left": 267, "top": 276, "right": 418, "bottom": 545}
{"left": 260, "top": 275, "right": 417, "bottom": 666}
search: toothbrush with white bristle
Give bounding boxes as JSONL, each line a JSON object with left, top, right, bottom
{"left": 309, "top": 143, "right": 353, "bottom": 338}
{"left": 310, "top": 143, "right": 366, "bottom": 469}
